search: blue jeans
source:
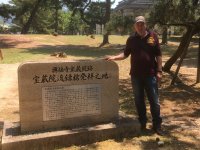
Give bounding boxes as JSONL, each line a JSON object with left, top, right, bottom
{"left": 131, "top": 76, "right": 162, "bottom": 128}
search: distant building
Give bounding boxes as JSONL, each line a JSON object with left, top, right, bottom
{"left": 95, "top": 0, "right": 154, "bottom": 34}
{"left": 115, "top": 0, "right": 154, "bottom": 16}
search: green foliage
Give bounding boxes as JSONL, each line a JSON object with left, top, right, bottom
{"left": 65, "top": 0, "right": 107, "bottom": 25}
{"left": 149, "top": 0, "right": 200, "bottom": 25}
{"left": 1, "top": 0, "right": 113, "bottom": 35}
{"left": 9, "top": 0, "right": 64, "bottom": 33}
{"left": 10, "top": 0, "right": 42, "bottom": 31}
{"left": 0, "top": 4, "right": 13, "bottom": 19}
{"left": 32, "top": 9, "right": 55, "bottom": 33}
{"left": 107, "top": 13, "right": 134, "bottom": 35}
{"left": 58, "top": 11, "right": 88, "bottom": 35}
{"left": 11, "top": 0, "right": 37, "bottom": 19}
{"left": 64, "top": 0, "right": 111, "bottom": 36}
{"left": 84, "top": 1, "right": 107, "bottom": 25}
{"left": 6, "top": 0, "right": 89, "bottom": 34}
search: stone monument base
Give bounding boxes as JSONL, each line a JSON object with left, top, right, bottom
{"left": 1, "top": 115, "right": 140, "bottom": 150}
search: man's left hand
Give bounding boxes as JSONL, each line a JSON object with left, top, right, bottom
{"left": 157, "top": 72, "right": 162, "bottom": 86}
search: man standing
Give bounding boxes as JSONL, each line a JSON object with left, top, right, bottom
{"left": 105, "top": 16, "right": 163, "bottom": 135}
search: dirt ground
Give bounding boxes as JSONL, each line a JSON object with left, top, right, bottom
{"left": 0, "top": 63, "right": 19, "bottom": 122}
{"left": 0, "top": 35, "right": 200, "bottom": 150}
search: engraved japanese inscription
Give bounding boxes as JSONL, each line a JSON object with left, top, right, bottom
{"left": 42, "top": 84, "right": 101, "bottom": 121}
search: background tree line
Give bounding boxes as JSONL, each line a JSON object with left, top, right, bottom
{"left": 0, "top": 0, "right": 199, "bottom": 82}
{"left": 0, "top": 0, "right": 114, "bottom": 45}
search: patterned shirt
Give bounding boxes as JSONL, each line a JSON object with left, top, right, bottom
{"left": 124, "top": 31, "right": 161, "bottom": 77}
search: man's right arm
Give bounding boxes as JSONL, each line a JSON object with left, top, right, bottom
{"left": 105, "top": 35, "right": 132, "bottom": 61}
{"left": 105, "top": 52, "right": 127, "bottom": 61}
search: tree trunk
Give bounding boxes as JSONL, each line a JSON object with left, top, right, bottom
{"left": 163, "top": 27, "right": 195, "bottom": 72}
{"left": 21, "top": 0, "right": 43, "bottom": 34}
{"left": 103, "top": 32, "right": 109, "bottom": 44}
{"left": 197, "top": 33, "right": 200, "bottom": 83}
{"left": 171, "top": 27, "right": 194, "bottom": 85}
{"left": 161, "top": 26, "right": 168, "bottom": 44}
{"left": 99, "top": 31, "right": 109, "bottom": 47}
{"left": 54, "top": 0, "right": 59, "bottom": 33}
{"left": 99, "top": 0, "right": 111, "bottom": 47}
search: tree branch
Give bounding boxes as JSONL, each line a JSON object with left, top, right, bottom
{"left": 103, "top": 0, "right": 111, "bottom": 24}
{"left": 157, "top": 21, "right": 197, "bottom": 28}
{"left": 79, "top": 0, "right": 92, "bottom": 26}
{"left": 83, "top": 0, "right": 91, "bottom": 11}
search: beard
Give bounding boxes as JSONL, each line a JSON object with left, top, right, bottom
{"left": 137, "top": 30, "right": 147, "bottom": 37}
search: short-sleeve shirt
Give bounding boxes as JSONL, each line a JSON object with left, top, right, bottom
{"left": 124, "top": 31, "right": 161, "bottom": 77}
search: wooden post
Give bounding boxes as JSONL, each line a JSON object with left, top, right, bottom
{"left": 0, "top": 49, "right": 3, "bottom": 60}
{"left": 0, "top": 119, "right": 4, "bottom": 150}
{"left": 196, "top": 33, "right": 200, "bottom": 83}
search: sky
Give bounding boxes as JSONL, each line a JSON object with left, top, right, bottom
{"left": 0, "top": 0, "right": 122, "bottom": 8}
{"left": 0, "top": 0, "right": 9, "bottom": 4}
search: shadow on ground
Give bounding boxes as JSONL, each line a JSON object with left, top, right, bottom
{"left": 113, "top": 73, "right": 200, "bottom": 150}
{"left": 21, "top": 44, "right": 122, "bottom": 58}
{"left": 0, "top": 36, "right": 32, "bottom": 48}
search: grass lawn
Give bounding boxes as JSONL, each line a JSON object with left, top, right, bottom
{"left": 0, "top": 34, "right": 200, "bottom": 150}
{"left": 0, "top": 34, "right": 128, "bottom": 63}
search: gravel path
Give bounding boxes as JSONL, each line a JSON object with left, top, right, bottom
{"left": 0, "top": 64, "right": 20, "bottom": 121}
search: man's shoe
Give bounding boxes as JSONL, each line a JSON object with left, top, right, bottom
{"left": 153, "top": 128, "right": 164, "bottom": 136}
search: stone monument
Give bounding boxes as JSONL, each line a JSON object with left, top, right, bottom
{"left": 18, "top": 60, "right": 119, "bottom": 133}
{"left": 1, "top": 60, "right": 140, "bottom": 150}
